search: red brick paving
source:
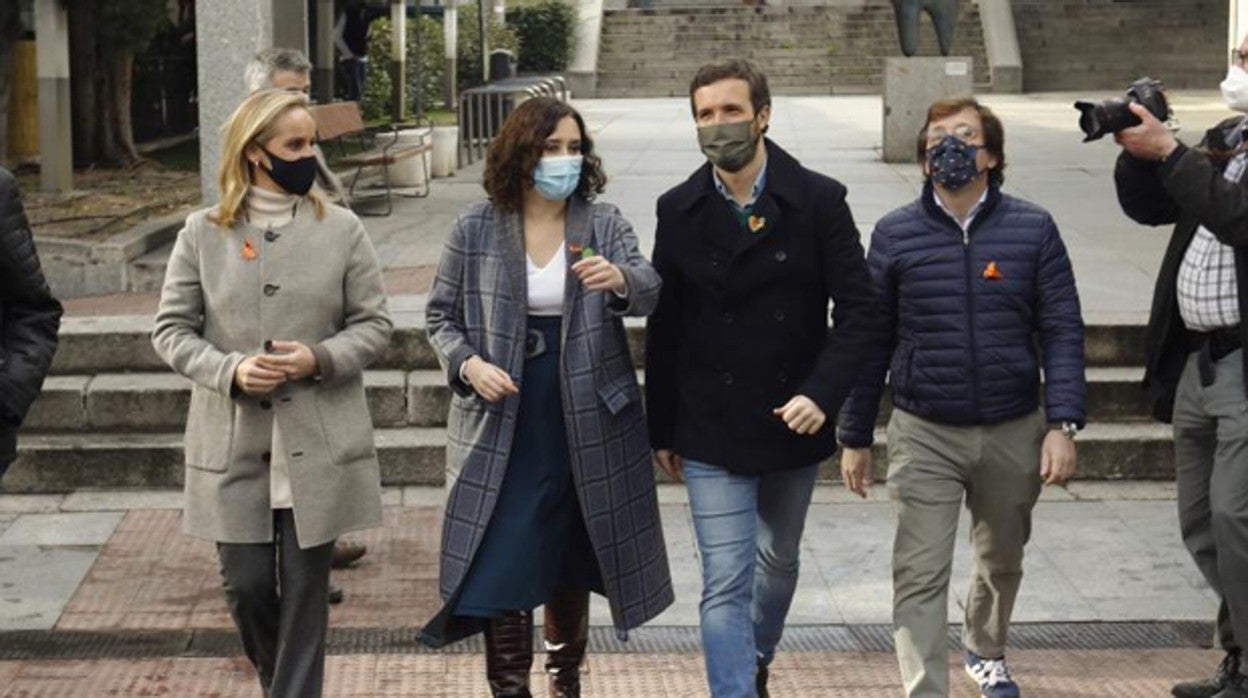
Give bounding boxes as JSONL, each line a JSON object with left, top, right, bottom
{"left": 0, "top": 650, "right": 1223, "bottom": 696}
{"left": 57, "top": 508, "right": 443, "bottom": 632}
{"left": 11, "top": 507, "right": 1229, "bottom": 695}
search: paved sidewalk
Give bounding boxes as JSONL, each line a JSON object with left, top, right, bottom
{"left": 0, "top": 483, "right": 1227, "bottom": 695}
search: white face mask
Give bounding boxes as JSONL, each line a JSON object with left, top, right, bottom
{"left": 1222, "top": 65, "right": 1248, "bottom": 113}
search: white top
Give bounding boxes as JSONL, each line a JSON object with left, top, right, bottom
{"left": 247, "top": 186, "right": 299, "bottom": 231}
{"left": 1177, "top": 152, "right": 1243, "bottom": 332}
{"left": 247, "top": 187, "right": 296, "bottom": 510}
{"left": 527, "top": 249, "right": 566, "bottom": 316}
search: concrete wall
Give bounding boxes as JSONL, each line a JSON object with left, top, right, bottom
{"left": 1012, "top": 0, "right": 1226, "bottom": 92}
{"left": 568, "top": 0, "right": 606, "bottom": 97}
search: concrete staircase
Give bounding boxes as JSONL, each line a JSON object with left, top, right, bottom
{"left": 4, "top": 309, "right": 1172, "bottom": 492}
{"left": 596, "top": 1, "right": 990, "bottom": 98}
{"left": 1011, "top": 0, "right": 1226, "bottom": 92}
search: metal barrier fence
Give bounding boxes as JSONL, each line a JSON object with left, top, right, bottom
{"left": 457, "top": 76, "right": 569, "bottom": 167}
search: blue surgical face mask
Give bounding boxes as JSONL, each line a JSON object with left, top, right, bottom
{"left": 533, "top": 155, "right": 583, "bottom": 201}
{"left": 926, "top": 134, "right": 982, "bottom": 190}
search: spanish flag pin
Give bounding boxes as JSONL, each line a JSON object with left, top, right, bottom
{"left": 748, "top": 215, "right": 766, "bottom": 233}
{"left": 241, "top": 238, "right": 258, "bottom": 261}
{"left": 982, "top": 261, "right": 1003, "bottom": 280}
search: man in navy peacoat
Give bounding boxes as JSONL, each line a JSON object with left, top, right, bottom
{"left": 644, "top": 59, "right": 881, "bottom": 697}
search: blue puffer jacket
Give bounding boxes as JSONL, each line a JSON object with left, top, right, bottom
{"left": 837, "top": 184, "right": 1086, "bottom": 448}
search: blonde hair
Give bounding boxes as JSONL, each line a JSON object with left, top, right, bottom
{"left": 210, "top": 89, "right": 326, "bottom": 228}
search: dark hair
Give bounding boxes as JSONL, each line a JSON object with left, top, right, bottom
{"left": 483, "top": 97, "right": 607, "bottom": 212}
{"left": 916, "top": 96, "right": 1007, "bottom": 185}
{"left": 688, "top": 59, "right": 771, "bottom": 121}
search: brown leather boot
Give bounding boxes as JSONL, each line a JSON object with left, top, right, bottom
{"left": 484, "top": 610, "right": 533, "bottom": 697}
{"left": 544, "top": 589, "right": 590, "bottom": 698}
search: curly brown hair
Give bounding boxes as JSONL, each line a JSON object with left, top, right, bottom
{"left": 483, "top": 97, "right": 607, "bottom": 212}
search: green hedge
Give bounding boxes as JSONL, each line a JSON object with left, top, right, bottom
{"left": 456, "top": 3, "right": 520, "bottom": 91}
{"left": 507, "top": 0, "right": 576, "bottom": 73}
{"left": 362, "top": 10, "right": 518, "bottom": 119}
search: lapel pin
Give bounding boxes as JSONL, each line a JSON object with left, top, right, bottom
{"left": 241, "top": 238, "right": 258, "bottom": 261}
{"left": 748, "top": 215, "right": 766, "bottom": 233}
{"left": 982, "top": 261, "right": 1003, "bottom": 280}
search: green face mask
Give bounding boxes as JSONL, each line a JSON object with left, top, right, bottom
{"left": 697, "top": 119, "right": 759, "bottom": 173}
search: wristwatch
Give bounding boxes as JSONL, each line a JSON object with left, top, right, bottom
{"left": 1049, "top": 421, "right": 1079, "bottom": 440}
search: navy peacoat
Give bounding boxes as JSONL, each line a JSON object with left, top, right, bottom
{"left": 645, "top": 140, "right": 883, "bottom": 475}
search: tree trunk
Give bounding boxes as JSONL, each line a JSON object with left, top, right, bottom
{"left": 68, "top": 4, "right": 99, "bottom": 165}
{"left": 0, "top": 43, "right": 12, "bottom": 166}
{"left": 95, "top": 51, "right": 138, "bottom": 167}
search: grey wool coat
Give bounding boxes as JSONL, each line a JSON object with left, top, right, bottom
{"left": 424, "top": 196, "right": 674, "bottom": 642}
{"left": 152, "top": 201, "right": 393, "bottom": 549}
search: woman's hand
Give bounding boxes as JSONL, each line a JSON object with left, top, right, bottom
{"left": 572, "top": 255, "right": 627, "bottom": 295}
{"left": 256, "top": 341, "right": 319, "bottom": 381}
{"left": 463, "top": 356, "right": 520, "bottom": 402}
{"left": 234, "top": 356, "right": 287, "bottom": 395}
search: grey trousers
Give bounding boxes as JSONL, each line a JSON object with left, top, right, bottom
{"left": 217, "top": 509, "right": 334, "bottom": 698}
{"left": 886, "top": 408, "right": 1046, "bottom": 698}
{"left": 1174, "top": 348, "right": 1248, "bottom": 653}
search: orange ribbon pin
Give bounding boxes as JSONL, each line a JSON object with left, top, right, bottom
{"left": 982, "top": 261, "right": 1003, "bottom": 280}
{"left": 748, "top": 215, "right": 766, "bottom": 233}
{"left": 241, "top": 238, "right": 258, "bottom": 261}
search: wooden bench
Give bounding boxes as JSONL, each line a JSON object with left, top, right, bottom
{"left": 308, "top": 101, "right": 432, "bottom": 216}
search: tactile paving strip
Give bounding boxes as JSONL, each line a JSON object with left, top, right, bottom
{"left": 0, "top": 649, "right": 1226, "bottom": 697}
{"left": 0, "top": 622, "right": 1216, "bottom": 661}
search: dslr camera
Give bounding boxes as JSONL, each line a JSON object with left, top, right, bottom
{"left": 1074, "top": 77, "right": 1172, "bottom": 142}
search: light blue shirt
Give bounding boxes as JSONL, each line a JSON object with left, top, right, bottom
{"left": 713, "top": 158, "right": 768, "bottom": 211}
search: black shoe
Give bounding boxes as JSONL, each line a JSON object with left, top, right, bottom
{"left": 756, "top": 659, "right": 770, "bottom": 698}
{"left": 328, "top": 585, "right": 344, "bottom": 604}
{"left": 330, "top": 540, "right": 367, "bottom": 569}
{"left": 1213, "top": 673, "right": 1248, "bottom": 698}
{"left": 1175, "top": 651, "right": 1241, "bottom": 698}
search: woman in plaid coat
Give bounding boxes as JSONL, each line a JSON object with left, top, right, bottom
{"left": 417, "top": 98, "right": 674, "bottom": 697}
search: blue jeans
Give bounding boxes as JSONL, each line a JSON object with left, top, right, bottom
{"left": 684, "top": 459, "right": 819, "bottom": 698}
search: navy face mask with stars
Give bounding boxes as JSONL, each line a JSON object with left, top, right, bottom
{"left": 927, "top": 134, "right": 982, "bottom": 190}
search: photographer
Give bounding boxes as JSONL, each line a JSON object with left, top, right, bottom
{"left": 1114, "top": 39, "right": 1248, "bottom": 698}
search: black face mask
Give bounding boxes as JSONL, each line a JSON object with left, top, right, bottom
{"left": 260, "top": 148, "right": 318, "bottom": 196}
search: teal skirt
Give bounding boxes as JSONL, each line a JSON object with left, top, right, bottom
{"left": 452, "top": 315, "right": 604, "bottom": 617}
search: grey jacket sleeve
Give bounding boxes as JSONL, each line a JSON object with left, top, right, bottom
{"left": 598, "top": 205, "right": 662, "bottom": 318}
{"left": 426, "top": 214, "right": 479, "bottom": 397}
{"left": 151, "top": 219, "right": 246, "bottom": 396}
{"left": 310, "top": 219, "right": 393, "bottom": 383}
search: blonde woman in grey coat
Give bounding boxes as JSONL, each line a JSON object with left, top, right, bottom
{"left": 152, "top": 89, "right": 392, "bottom": 698}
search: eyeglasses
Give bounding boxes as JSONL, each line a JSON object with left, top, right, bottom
{"left": 1232, "top": 48, "right": 1247, "bottom": 68}
{"left": 925, "top": 123, "right": 979, "bottom": 147}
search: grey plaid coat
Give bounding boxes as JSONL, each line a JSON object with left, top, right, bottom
{"left": 422, "top": 196, "right": 673, "bottom": 644}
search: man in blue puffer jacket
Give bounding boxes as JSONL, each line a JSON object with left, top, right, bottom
{"left": 838, "top": 97, "right": 1087, "bottom": 698}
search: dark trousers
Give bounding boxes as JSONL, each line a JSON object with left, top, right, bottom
{"left": 340, "top": 58, "right": 367, "bottom": 102}
{"left": 1175, "top": 347, "right": 1248, "bottom": 653}
{"left": 217, "top": 509, "right": 334, "bottom": 698}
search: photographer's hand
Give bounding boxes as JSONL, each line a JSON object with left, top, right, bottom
{"left": 1114, "top": 103, "right": 1179, "bottom": 162}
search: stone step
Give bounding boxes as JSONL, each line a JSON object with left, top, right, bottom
{"left": 127, "top": 241, "right": 174, "bottom": 294}
{"left": 1011, "top": 0, "right": 1223, "bottom": 91}
{"left": 48, "top": 313, "right": 1149, "bottom": 375}
{"left": 23, "top": 367, "right": 1154, "bottom": 434}
{"left": 5, "top": 428, "right": 445, "bottom": 493}
{"left": 3, "top": 421, "right": 1176, "bottom": 492}
{"left": 597, "top": 1, "right": 989, "bottom": 97}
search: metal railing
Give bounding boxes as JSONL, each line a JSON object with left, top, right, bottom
{"left": 457, "top": 76, "right": 569, "bottom": 167}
